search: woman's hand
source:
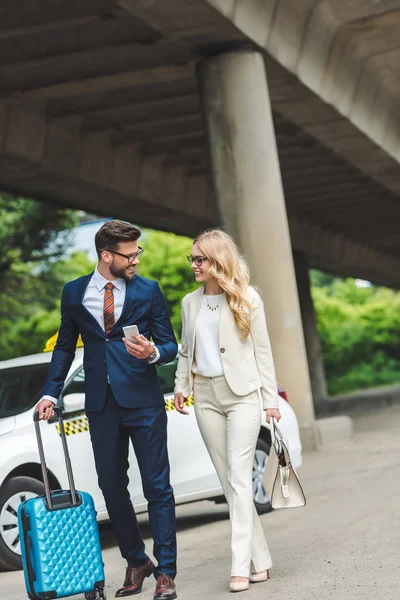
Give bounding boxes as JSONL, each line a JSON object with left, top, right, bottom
{"left": 174, "top": 393, "right": 189, "bottom": 415}
{"left": 266, "top": 408, "right": 281, "bottom": 423}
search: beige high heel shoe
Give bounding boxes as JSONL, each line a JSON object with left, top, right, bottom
{"left": 230, "top": 578, "right": 250, "bottom": 593}
{"left": 249, "top": 569, "right": 270, "bottom": 583}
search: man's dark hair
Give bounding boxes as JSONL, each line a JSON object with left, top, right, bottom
{"left": 95, "top": 220, "right": 141, "bottom": 259}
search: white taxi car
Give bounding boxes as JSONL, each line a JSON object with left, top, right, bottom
{"left": 0, "top": 349, "right": 302, "bottom": 571}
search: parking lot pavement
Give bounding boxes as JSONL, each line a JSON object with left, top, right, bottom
{"left": 2, "top": 405, "right": 400, "bottom": 600}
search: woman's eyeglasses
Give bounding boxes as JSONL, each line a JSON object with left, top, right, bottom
{"left": 187, "top": 255, "right": 209, "bottom": 267}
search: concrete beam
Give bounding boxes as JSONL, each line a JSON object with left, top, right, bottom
{"left": 0, "top": 40, "right": 191, "bottom": 93}
{"left": 21, "top": 64, "right": 195, "bottom": 101}
{"left": 3, "top": 105, "right": 47, "bottom": 162}
{"left": 118, "top": 0, "right": 239, "bottom": 38}
{"left": 0, "top": 0, "right": 114, "bottom": 33}
{"left": 81, "top": 94, "right": 200, "bottom": 130}
{"left": 289, "top": 215, "right": 400, "bottom": 288}
{"left": 207, "top": 0, "right": 400, "bottom": 188}
{"left": 0, "top": 15, "right": 98, "bottom": 41}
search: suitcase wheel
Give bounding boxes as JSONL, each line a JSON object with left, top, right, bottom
{"left": 85, "top": 589, "right": 106, "bottom": 600}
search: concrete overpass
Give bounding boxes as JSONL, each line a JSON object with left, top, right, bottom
{"left": 1, "top": 0, "right": 400, "bottom": 448}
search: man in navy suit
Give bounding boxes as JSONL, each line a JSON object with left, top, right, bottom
{"left": 36, "top": 220, "right": 178, "bottom": 600}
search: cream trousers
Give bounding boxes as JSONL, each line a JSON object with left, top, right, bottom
{"left": 193, "top": 374, "right": 272, "bottom": 577}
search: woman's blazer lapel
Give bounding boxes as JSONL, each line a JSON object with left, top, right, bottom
{"left": 189, "top": 286, "right": 204, "bottom": 362}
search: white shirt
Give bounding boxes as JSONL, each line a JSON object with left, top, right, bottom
{"left": 43, "top": 268, "right": 159, "bottom": 404}
{"left": 192, "top": 294, "right": 224, "bottom": 378}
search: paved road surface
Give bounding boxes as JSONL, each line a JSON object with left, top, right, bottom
{"left": 2, "top": 406, "right": 399, "bottom": 600}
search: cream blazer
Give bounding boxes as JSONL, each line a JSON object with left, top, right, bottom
{"left": 174, "top": 286, "right": 280, "bottom": 410}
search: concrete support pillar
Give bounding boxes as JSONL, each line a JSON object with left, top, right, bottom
{"left": 294, "top": 251, "right": 328, "bottom": 412}
{"left": 198, "top": 50, "right": 318, "bottom": 450}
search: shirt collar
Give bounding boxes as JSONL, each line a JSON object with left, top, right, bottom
{"left": 92, "top": 267, "right": 125, "bottom": 293}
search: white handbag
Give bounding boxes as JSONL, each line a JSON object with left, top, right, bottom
{"left": 264, "top": 417, "right": 306, "bottom": 509}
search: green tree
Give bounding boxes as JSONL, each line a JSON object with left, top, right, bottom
{"left": 0, "top": 194, "right": 81, "bottom": 359}
{"left": 312, "top": 278, "right": 400, "bottom": 395}
{"left": 0, "top": 251, "right": 95, "bottom": 359}
{"left": 0, "top": 194, "right": 77, "bottom": 281}
{"left": 138, "top": 229, "right": 198, "bottom": 338}
{"left": 309, "top": 269, "right": 338, "bottom": 289}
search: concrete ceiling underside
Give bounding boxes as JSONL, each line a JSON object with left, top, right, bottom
{"left": 0, "top": 0, "right": 400, "bottom": 286}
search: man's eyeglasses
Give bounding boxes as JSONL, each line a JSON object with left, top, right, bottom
{"left": 187, "top": 255, "right": 209, "bottom": 267}
{"left": 106, "top": 247, "right": 144, "bottom": 263}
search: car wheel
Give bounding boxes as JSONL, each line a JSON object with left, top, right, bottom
{"left": 0, "top": 476, "right": 44, "bottom": 571}
{"left": 253, "top": 438, "right": 272, "bottom": 514}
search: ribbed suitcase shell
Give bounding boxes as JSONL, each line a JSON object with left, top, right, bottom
{"left": 17, "top": 407, "right": 105, "bottom": 599}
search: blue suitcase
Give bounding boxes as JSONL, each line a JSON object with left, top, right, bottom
{"left": 18, "top": 407, "right": 106, "bottom": 600}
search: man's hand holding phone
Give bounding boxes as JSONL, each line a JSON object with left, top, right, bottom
{"left": 123, "top": 325, "right": 154, "bottom": 360}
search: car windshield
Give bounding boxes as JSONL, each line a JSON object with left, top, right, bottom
{"left": 0, "top": 363, "right": 50, "bottom": 419}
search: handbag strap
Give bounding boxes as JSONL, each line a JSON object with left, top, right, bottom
{"left": 270, "top": 417, "right": 288, "bottom": 456}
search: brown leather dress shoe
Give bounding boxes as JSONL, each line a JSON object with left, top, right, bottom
{"left": 153, "top": 574, "right": 177, "bottom": 600}
{"left": 115, "top": 559, "right": 155, "bottom": 597}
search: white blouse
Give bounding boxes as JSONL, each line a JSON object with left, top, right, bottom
{"left": 191, "top": 294, "right": 224, "bottom": 378}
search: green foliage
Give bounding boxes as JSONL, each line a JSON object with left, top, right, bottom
{"left": 0, "top": 194, "right": 77, "bottom": 280}
{"left": 0, "top": 192, "right": 87, "bottom": 360}
{"left": 138, "top": 229, "right": 198, "bottom": 338}
{"left": 309, "top": 269, "right": 338, "bottom": 289}
{"left": 312, "top": 278, "right": 400, "bottom": 395}
{"left": 0, "top": 252, "right": 95, "bottom": 360}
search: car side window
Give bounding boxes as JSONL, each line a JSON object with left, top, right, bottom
{"left": 0, "top": 363, "right": 50, "bottom": 419}
{"left": 157, "top": 360, "right": 177, "bottom": 395}
{"left": 62, "top": 367, "right": 85, "bottom": 397}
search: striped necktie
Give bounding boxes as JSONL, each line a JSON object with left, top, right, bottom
{"left": 104, "top": 282, "right": 115, "bottom": 334}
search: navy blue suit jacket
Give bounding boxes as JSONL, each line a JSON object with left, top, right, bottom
{"left": 43, "top": 273, "right": 178, "bottom": 411}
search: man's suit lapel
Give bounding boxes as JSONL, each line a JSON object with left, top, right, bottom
{"left": 75, "top": 272, "right": 105, "bottom": 336}
{"left": 77, "top": 273, "right": 92, "bottom": 303}
{"left": 115, "top": 276, "right": 138, "bottom": 326}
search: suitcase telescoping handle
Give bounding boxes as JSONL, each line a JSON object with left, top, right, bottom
{"left": 33, "top": 406, "right": 78, "bottom": 509}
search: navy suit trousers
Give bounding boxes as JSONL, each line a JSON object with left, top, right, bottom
{"left": 87, "top": 387, "right": 177, "bottom": 578}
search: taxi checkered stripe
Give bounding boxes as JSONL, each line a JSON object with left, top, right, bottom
{"left": 56, "top": 416, "right": 88, "bottom": 437}
{"left": 56, "top": 397, "right": 195, "bottom": 436}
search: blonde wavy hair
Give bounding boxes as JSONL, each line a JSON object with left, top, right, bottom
{"left": 193, "top": 229, "right": 251, "bottom": 338}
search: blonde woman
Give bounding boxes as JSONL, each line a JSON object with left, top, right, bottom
{"left": 174, "top": 229, "right": 281, "bottom": 593}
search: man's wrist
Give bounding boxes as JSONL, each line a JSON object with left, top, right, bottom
{"left": 42, "top": 395, "right": 57, "bottom": 405}
{"left": 146, "top": 345, "right": 160, "bottom": 363}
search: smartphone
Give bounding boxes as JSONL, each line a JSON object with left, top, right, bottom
{"left": 123, "top": 324, "right": 140, "bottom": 343}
